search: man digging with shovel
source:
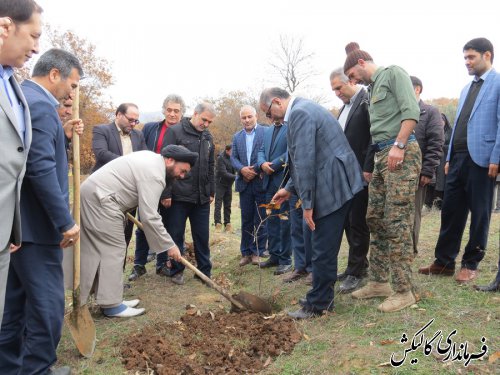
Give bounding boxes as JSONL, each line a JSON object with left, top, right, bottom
{"left": 79, "top": 145, "right": 197, "bottom": 318}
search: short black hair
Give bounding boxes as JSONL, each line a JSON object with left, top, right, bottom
{"left": 116, "top": 103, "right": 138, "bottom": 116}
{"left": 463, "top": 37, "right": 494, "bottom": 63}
{"left": 32, "top": 48, "right": 83, "bottom": 79}
{"left": 0, "top": 0, "right": 43, "bottom": 24}
{"left": 225, "top": 144, "right": 232, "bottom": 151}
{"left": 410, "top": 76, "right": 423, "bottom": 93}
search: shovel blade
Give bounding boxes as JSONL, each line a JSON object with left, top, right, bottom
{"left": 65, "top": 306, "right": 96, "bottom": 358}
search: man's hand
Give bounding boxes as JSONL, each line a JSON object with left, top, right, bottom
{"left": 363, "top": 172, "right": 373, "bottom": 183}
{"left": 419, "top": 175, "right": 432, "bottom": 187}
{"left": 60, "top": 224, "right": 80, "bottom": 248}
{"left": 260, "top": 162, "right": 275, "bottom": 175}
{"left": 272, "top": 188, "right": 291, "bottom": 205}
{"left": 9, "top": 243, "right": 21, "bottom": 253}
{"left": 240, "top": 166, "right": 257, "bottom": 181}
{"left": 304, "top": 208, "right": 315, "bottom": 231}
{"left": 488, "top": 163, "right": 498, "bottom": 179}
{"left": 444, "top": 162, "right": 449, "bottom": 175}
{"left": 209, "top": 196, "right": 214, "bottom": 204}
{"left": 160, "top": 198, "right": 172, "bottom": 208}
{"left": 63, "top": 119, "right": 84, "bottom": 140}
{"left": 388, "top": 146, "right": 405, "bottom": 171}
{"left": 167, "top": 246, "right": 182, "bottom": 262}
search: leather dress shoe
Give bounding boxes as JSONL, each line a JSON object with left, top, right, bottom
{"left": 288, "top": 306, "right": 327, "bottom": 320}
{"left": 283, "top": 269, "right": 307, "bottom": 283}
{"left": 418, "top": 262, "right": 454, "bottom": 276}
{"left": 156, "top": 265, "right": 171, "bottom": 277}
{"left": 194, "top": 274, "right": 211, "bottom": 288}
{"left": 274, "top": 264, "right": 293, "bottom": 275}
{"left": 171, "top": 272, "right": 185, "bottom": 285}
{"left": 304, "top": 272, "right": 313, "bottom": 285}
{"left": 128, "top": 265, "right": 146, "bottom": 281}
{"left": 48, "top": 366, "right": 71, "bottom": 375}
{"left": 259, "top": 259, "right": 278, "bottom": 268}
{"left": 251, "top": 255, "right": 260, "bottom": 265}
{"left": 239, "top": 256, "right": 252, "bottom": 267}
{"left": 337, "top": 272, "right": 347, "bottom": 281}
{"left": 473, "top": 279, "right": 500, "bottom": 292}
{"left": 455, "top": 267, "right": 478, "bottom": 283}
{"left": 338, "top": 275, "right": 363, "bottom": 293}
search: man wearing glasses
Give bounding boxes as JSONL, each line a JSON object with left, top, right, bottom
{"left": 91, "top": 103, "right": 147, "bottom": 250}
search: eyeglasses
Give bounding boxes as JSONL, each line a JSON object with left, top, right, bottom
{"left": 123, "top": 113, "right": 140, "bottom": 125}
{"left": 265, "top": 98, "right": 275, "bottom": 119}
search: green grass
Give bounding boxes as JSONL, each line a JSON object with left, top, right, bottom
{"left": 59, "top": 192, "right": 500, "bottom": 374}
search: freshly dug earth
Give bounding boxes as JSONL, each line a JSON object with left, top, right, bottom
{"left": 121, "top": 311, "right": 302, "bottom": 374}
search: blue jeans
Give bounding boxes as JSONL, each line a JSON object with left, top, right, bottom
{"left": 238, "top": 185, "right": 267, "bottom": 256}
{"left": 265, "top": 190, "right": 291, "bottom": 265}
{"left": 133, "top": 205, "right": 168, "bottom": 267}
{"left": 290, "top": 192, "right": 312, "bottom": 272}
{"left": 165, "top": 201, "right": 212, "bottom": 277}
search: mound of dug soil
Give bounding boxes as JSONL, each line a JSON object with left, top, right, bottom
{"left": 121, "top": 311, "right": 302, "bottom": 374}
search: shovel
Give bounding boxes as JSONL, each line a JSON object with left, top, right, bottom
{"left": 126, "top": 213, "right": 272, "bottom": 314}
{"left": 64, "top": 87, "right": 96, "bottom": 358}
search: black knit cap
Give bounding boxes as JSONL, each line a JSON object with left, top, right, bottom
{"left": 343, "top": 42, "right": 373, "bottom": 74}
{"left": 161, "top": 144, "right": 198, "bottom": 166}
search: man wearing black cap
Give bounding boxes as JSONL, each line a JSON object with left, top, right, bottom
{"left": 78, "top": 146, "right": 196, "bottom": 318}
{"left": 343, "top": 43, "right": 421, "bottom": 313}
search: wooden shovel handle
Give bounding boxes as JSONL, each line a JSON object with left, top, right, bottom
{"left": 125, "top": 213, "right": 246, "bottom": 310}
{"left": 72, "top": 87, "right": 81, "bottom": 296}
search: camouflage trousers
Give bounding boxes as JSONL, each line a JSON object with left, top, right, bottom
{"left": 367, "top": 142, "right": 421, "bottom": 293}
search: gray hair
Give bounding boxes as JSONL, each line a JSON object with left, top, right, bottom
{"left": 162, "top": 94, "right": 186, "bottom": 116}
{"left": 194, "top": 101, "right": 216, "bottom": 116}
{"left": 329, "top": 67, "right": 349, "bottom": 83}
{"left": 32, "top": 48, "right": 83, "bottom": 79}
{"left": 259, "top": 87, "right": 290, "bottom": 106}
{"left": 239, "top": 105, "right": 256, "bottom": 117}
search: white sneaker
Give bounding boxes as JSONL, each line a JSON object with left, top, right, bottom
{"left": 123, "top": 299, "right": 140, "bottom": 308}
{"left": 106, "top": 306, "right": 145, "bottom": 318}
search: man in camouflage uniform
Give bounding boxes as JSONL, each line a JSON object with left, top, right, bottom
{"left": 343, "top": 42, "right": 421, "bottom": 312}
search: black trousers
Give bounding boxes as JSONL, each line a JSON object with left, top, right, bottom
{"left": 214, "top": 183, "right": 233, "bottom": 225}
{"left": 342, "top": 186, "right": 370, "bottom": 276}
{"left": 434, "top": 152, "right": 495, "bottom": 270}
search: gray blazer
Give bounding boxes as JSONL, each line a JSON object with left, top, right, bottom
{"left": 285, "top": 97, "right": 364, "bottom": 220}
{"left": 0, "top": 76, "right": 31, "bottom": 249}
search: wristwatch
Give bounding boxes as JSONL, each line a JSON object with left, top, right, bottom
{"left": 393, "top": 141, "right": 406, "bottom": 150}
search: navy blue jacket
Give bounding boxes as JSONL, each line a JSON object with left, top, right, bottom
{"left": 257, "top": 124, "right": 288, "bottom": 191}
{"left": 20, "top": 80, "right": 74, "bottom": 245}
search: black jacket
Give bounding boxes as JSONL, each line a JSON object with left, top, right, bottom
{"left": 165, "top": 117, "right": 215, "bottom": 204}
{"left": 216, "top": 151, "right": 236, "bottom": 186}
{"left": 414, "top": 100, "right": 444, "bottom": 178}
{"left": 338, "top": 89, "right": 374, "bottom": 173}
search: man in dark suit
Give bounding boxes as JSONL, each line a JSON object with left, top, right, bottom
{"left": 330, "top": 68, "right": 373, "bottom": 293}
{"left": 129, "top": 94, "right": 186, "bottom": 282}
{"left": 0, "top": 48, "right": 82, "bottom": 375}
{"left": 92, "top": 103, "right": 147, "bottom": 249}
{"left": 231, "top": 105, "right": 268, "bottom": 267}
{"left": 0, "top": 0, "right": 41, "bottom": 329}
{"left": 257, "top": 120, "right": 291, "bottom": 275}
{"left": 409, "top": 76, "right": 444, "bottom": 254}
{"left": 214, "top": 144, "right": 236, "bottom": 232}
{"left": 419, "top": 38, "right": 500, "bottom": 284}
{"left": 261, "top": 87, "right": 364, "bottom": 319}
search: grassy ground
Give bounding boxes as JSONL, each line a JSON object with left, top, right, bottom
{"left": 58, "top": 193, "right": 499, "bottom": 374}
